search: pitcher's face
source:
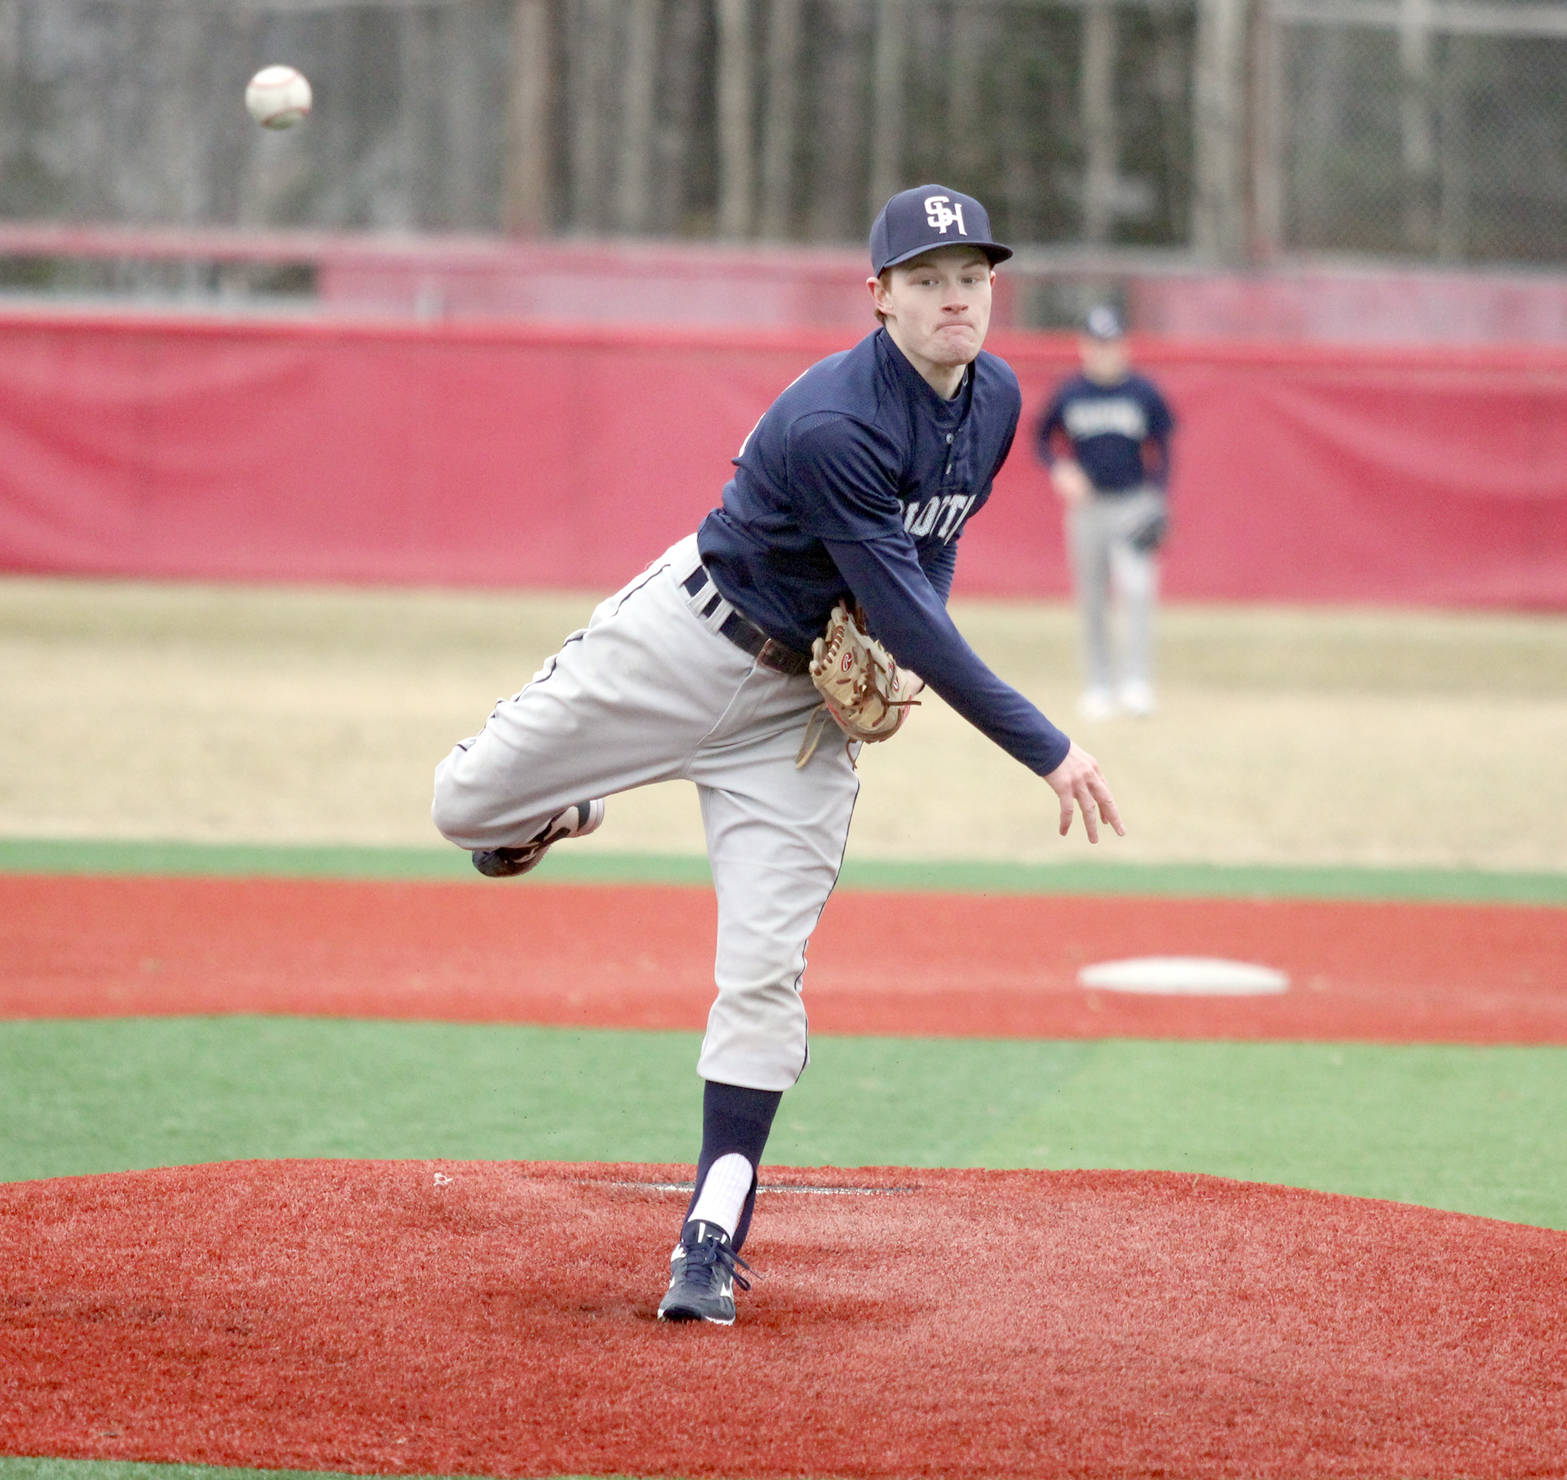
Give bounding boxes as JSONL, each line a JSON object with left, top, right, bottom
{"left": 869, "top": 246, "right": 995, "bottom": 384}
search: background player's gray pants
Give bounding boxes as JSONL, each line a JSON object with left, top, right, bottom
{"left": 1065, "top": 485, "right": 1163, "bottom": 695}
{"left": 430, "top": 535, "right": 860, "bottom": 1092}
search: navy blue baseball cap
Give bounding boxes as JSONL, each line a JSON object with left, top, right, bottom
{"left": 869, "top": 185, "right": 1013, "bottom": 276}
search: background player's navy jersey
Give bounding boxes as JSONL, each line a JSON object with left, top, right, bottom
{"left": 1035, "top": 372, "right": 1174, "bottom": 493}
{"left": 696, "top": 327, "right": 1071, "bottom": 777}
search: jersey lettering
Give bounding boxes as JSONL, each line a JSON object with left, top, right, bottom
{"left": 924, "top": 195, "right": 968, "bottom": 237}
{"left": 937, "top": 493, "right": 976, "bottom": 539}
{"left": 905, "top": 492, "right": 976, "bottom": 543}
{"left": 1063, "top": 397, "right": 1148, "bottom": 441}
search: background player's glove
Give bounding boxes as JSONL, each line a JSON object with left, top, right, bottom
{"left": 796, "top": 601, "right": 919, "bottom": 766}
{"left": 1127, "top": 497, "right": 1170, "bottom": 554}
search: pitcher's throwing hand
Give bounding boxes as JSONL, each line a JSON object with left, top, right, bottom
{"left": 1046, "top": 742, "right": 1125, "bottom": 842}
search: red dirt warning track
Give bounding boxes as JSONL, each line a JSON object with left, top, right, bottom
{"left": 4, "top": 873, "right": 1565, "bottom": 1041}
{"left": 1, "top": 1159, "right": 1562, "bottom": 1480}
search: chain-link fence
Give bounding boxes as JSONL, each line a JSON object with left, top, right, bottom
{"left": 1270, "top": 0, "right": 1567, "bottom": 264}
{"left": 0, "top": 0, "right": 1561, "bottom": 269}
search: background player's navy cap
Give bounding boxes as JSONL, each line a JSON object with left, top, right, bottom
{"left": 869, "top": 185, "right": 1013, "bottom": 276}
{"left": 1083, "top": 304, "right": 1126, "bottom": 339}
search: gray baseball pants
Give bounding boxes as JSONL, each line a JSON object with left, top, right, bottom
{"left": 1065, "top": 485, "right": 1163, "bottom": 694}
{"left": 430, "top": 534, "right": 860, "bottom": 1092}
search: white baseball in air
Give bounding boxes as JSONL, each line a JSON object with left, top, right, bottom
{"left": 245, "top": 65, "right": 312, "bottom": 130}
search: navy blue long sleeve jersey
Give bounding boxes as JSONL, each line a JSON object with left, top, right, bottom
{"left": 1035, "top": 371, "right": 1175, "bottom": 493}
{"left": 696, "top": 327, "right": 1071, "bottom": 777}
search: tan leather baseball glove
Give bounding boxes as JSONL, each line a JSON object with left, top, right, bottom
{"left": 795, "top": 601, "right": 919, "bottom": 766}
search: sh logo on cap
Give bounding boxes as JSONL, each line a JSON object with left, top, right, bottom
{"left": 925, "top": 194, "right": 967, "bottom": 236}
{"left": 869, "top": 184, "right": 1014, "bottom": 276}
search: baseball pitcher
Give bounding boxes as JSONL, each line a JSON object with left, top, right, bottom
{"left": 431, "top": 184, "right": 1124, "bottom": 1325}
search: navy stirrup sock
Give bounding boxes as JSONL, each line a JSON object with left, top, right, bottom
{"left": 685, "top": 1079, "right": 782, "bottom": 1252}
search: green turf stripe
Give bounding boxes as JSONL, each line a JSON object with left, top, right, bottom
{"left": 0, "top": 836, "right": 513, "bottom": 883}
{"left": 4, "top": 1017, "right": 1564, "bottom": 1231}
{"left": 2, "top": 835, "right": 1563, "bottom": 902}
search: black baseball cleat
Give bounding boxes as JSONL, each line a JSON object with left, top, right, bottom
{"left": 471, "top": 799, "right": 605, "bottom": 878}
{"left": 657, "top": 1219, "right": 754, "bottom": 1325}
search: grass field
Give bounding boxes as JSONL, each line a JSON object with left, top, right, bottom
{"left": 4, "top": 1018, "right": 1566, "bottom": 1230}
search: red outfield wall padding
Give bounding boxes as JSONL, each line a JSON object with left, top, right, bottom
{"left": 1, "top": 1159, "right": 1563, "bottom": 1480}
{"left": 0, "top": 310, "right": 1565, "bottom": 606}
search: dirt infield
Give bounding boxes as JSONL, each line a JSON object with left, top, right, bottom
{"left": 2, "top": 1159, "right": 1562, "bottom": 1480}
{"left": 6, "top": 873, "right": 1566, "bottom": 1042}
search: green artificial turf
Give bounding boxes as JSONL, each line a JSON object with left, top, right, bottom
{"left": 3, "top": 1016, "right": 1564, "bottom": 1231}
{"left": 3, "top": 834, "right": 1565, "bottom": 902}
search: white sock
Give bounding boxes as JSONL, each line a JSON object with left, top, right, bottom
{"left": 686, "top": 1152, "right": 755, "bottom": 1240}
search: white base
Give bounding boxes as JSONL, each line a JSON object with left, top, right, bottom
{"left": 1078, "top": 956, "right": 1289, "bottom": 996}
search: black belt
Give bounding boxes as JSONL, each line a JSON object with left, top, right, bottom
{"left": 681, "top": 567, "right": 811, "bottom": 676}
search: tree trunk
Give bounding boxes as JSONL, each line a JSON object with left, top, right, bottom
{"left": 758, "top": 0, "right": 803, "bottom": 238}
{"left": 615, "top": 0, "right": 659, "bottom": 231}
{"left": 652, "top": 0, "right": 707, "bottom": 235}
{"left": 995, "top": 21, "right": 1036, "bottom": 235}
{"left": 945, "top": 3, "right": 991, "bottom": 193}
{"left": 1080, "top": 0, "right": 1119, "bottom": 244}
{"left": 398, "top": 5, "right": 443, "bottom": 229}
{"left": 445, "top": 0, "right": 491, "bottom": 230}
{"left": 1247, "top": 0, "right": 1284, "bottom": 261}
{"left": 1399, "top": 0, "right": 1438, "bottom": 252}
{"left": 1191, "top": 0, "right": 1249, "bottom": 262}
{"left": 505, "top": 0, "right": 556, "bottom": 235}
{"left": 1435, "top": 31, "right": 1472, "bottom": 262}
{"left": 565, "top": 0, "right": 616, "bottom": 232}
{"left": 809, "top": 1, "right": 867, "bottom": 242}
{"left": 715, "top": 0, "right": 755, "bottom": 238}
{"left": 869, "top": 0, "right": 908, "bottom": 214}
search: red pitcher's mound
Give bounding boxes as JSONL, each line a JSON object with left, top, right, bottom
{"left": 1, "top": 1160, "right": 1562, "bottom": 1480}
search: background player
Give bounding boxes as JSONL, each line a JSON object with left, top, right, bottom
{"left": 1035, "top": 304, "right": 1176, "bottom": 718}
{"left": 431, "top": 185, "right": 1124, "bottom": 1326}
